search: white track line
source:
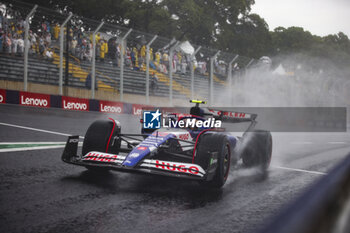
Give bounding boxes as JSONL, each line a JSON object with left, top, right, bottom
{"left": 0, "top": 145, "right": 66, "bottom": 153}
{"left": 0, "top": 142, "right": 66, "bottom": 145}
{"left": 0, "top": 142, "right": 83, "bottom": 153}
{"left": 327, "top": 142, "right": 348, "bottom": 144}
{"left": 290, "top": 141, "right": 313, "bottom": 145}
{"left": 272, "top": 166, "right": 326, "bottom": 175}
{"left": 0, "top": 122, "right": 84, "bottom": 139}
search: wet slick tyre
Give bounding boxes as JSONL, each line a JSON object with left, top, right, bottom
{"left": 82, "top": 119, "right": 120, "bottom": 172}
{"left": 196, "top": 133, "right": 231, "bottom": 189}
{"left": 241, "top": 130, "right": 272, "bottom": 170}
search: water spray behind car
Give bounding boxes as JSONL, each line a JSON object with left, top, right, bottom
{"left": 219, "top": 55, "right": 350, "bottom": 108}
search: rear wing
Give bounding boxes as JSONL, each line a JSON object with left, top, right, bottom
{"left": 207, "top": 109, "right": 257, "bottom": 123}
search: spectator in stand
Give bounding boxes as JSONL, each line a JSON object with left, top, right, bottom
{"left": 162, "top": 50, "right": 169, "bottom": 67}
{"left": 4, "top": 32, "right": 12, "bottom": 54}
{"left": 173, "top": 52, "right": 178, "bottom": 73}
{"left": 197, "top": 61, "right": 207, "bottom": 74}
{"left": 41, "top": 21, "right": 47, "bottom": 34}
{"left": 87, "top": 40, "right": 93, "bottom": 62}
{"left": 0, "top": 32, "right": 3, "bottom": 52}
{"left": 70, "top": 37, "right": 77, "bottom": 56}
{"left": 140, "top": 44, "right": 146, "bottom": 65}
{"left": 133, "top": 47, "right": 139, "bottom": 67}
{"left": 15, "top": 25, "right": 23, "bottom": 38}
{"left": 53, "top": 23, "right": 60, "bottom": 40}
{"left": 181, "top": 58, "right": 187, "bottom": 75}
{"left": 155, "top": 50, "right": 161, "bottom": 67}
{"left": 45, "top": 32, "right": 51, "bottom": 47}
{"left": 95, "top": 39, "right": 101, "bottom": 60}
{"left": 149, "top": 47, "right": 154, "bottom": 61}
{"left": 29, "top": 31, "right": 37, "bottom": 54}
{"left": 17, "top": 36, "right": 24, "bottom": 55}
{"left": 38, "top": 35, "right": 45, "bottom": 55}
{"left": 12, "top": 34, "right": 18, "bottom": 55}
{"left": 100, "top": 39, "right": 108, "bottom": 62}
{"left": 125, "top": 47, "right": 132, "bottom": 67}
{"left": 45, "top": 21, "right": 51, "bottom": 34}
{"left": 130, "top": 47, "right": 136, "bottom": 67}
{"left": 45, "top": 48, "right": 53, "bottom": 59}
{"left": 115, "top": 43, "right": 120, "bottom": 67}
{"left": 90, "top": 32, "right": 101, "bottom": 45}
{"left": 0, "top": 14, "right": 3, "bottom": 30}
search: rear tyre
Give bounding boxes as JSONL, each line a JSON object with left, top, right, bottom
{"left": 82, "top": 119, "right": 121, "bottom": 172}
{"left": 241, "top": 130, "right": 272, "bottom": 170}
{"left": 195, "top": 133, "right": 231, "bottom": 189}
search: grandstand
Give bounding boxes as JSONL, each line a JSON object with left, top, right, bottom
{"left": 0, "top": 0, "right": 248, "bottom": 105}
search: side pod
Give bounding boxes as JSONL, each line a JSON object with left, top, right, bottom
{"left": 62, "top": 136, "right": 80, "bottom": 163}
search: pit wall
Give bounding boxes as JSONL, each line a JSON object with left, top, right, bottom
{"left": 0, "top": 80, "right": 188, "bottom": 107}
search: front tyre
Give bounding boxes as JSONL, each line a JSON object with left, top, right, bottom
{"left": 195, "top": 134, "right": 231, "bottom": 189}
{"left": 82, "top": 119, "right": 121, "bottom": 172}
{"left": 241, "top": 130, "right": 272, "bottom": 170}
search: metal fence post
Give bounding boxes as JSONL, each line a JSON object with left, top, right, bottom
{"left": 91, "top": 21, "right": 104, "bottom": 99}
{"left": 146, "top": 35, "right": 157, "bottom": 104}
{"left": 169, "top": 41, "right": 180, "bottom": 106}
{"left": 59, "top": 13, "right": 73, "bottom": 95}
{"left": 245, "top": 58, "right": 254, "bottom": 70}
{"left": 209, "top": 51, "right": 220, "bottom": 106}
{"left": 119, "top": 29, "right": 132, "bottom": 102}
{"left": 246, "top": 59, "right": 254, "bottom": 68}
{"left": 23, "top": 4, "right": 37, "bottom": 91}
{"left": 228, "top": 55, "right": 239, "bottom": 106}
{"left": 190, "top": 46, "right": 201, "bottom": 100}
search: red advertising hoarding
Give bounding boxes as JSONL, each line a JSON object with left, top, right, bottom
{"left": 62, "top": 96, "right": 89, "bottom": 111}
{"left": 99, "top": 100, "right": 123, "bottom": 114}
{"left": 20, "top": 91, "right": 50, "bottom": 108}
{"left": 0, "top": 89, "right": 5, "bottom": 104}
{"left": 132, "top": 104, "right": 154, "bottom": 115}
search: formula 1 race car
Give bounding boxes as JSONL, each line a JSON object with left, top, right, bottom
{"left": 62, "top": 100, "right": 272, "bottom": 188}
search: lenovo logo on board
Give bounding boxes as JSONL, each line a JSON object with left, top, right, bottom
{"left": 132, "top": 104, "right": 154, "bottom": 115}
{"left": 20, "top": 92, "right": 50, "bottom": 107}
{"left": 0, "top": 89, "right": 5, "bottom": 104}
{"left": 100, "top": 101, "right": 123, "bottom": 113}
{"left": 62, "top": 97, "right": 89, "bottom": 111}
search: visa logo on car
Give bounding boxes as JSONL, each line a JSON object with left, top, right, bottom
{"left": 155, "top": 160, "right": 200, "bottom": 174}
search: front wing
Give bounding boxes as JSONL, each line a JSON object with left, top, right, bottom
{"left": 62, "top": 136, "right": 214, "bottom": 180}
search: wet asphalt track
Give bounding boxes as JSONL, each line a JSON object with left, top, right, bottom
{"left": 0, "top": 104, "right": 350, "bottom": 233}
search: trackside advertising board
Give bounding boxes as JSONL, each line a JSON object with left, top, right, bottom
{"left": 1, "top": 89, "right": 149, "bottom": 114}
{"left": 99, "top": 100, "right": 123, "bottom": 113}
{"left": 0, "top": 89, "right": 5, "bottom": 104}
{"left": 132, "top": 104, "right": 144, "bottom": 115}
{"left": 20, "top": 92, "right": 50, "bottom": 108}
{"left": 132, "top": 104, "right": 154, "bottom": 115}
{"left": 62, "top": 96, "right": 89, "bottom": 111}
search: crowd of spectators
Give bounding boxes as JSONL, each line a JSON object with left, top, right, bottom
{"left": 0, "top": 11, "right": 55, "bottom": 59}
{"left": 1, "top": 9, "right": 231, "bottom": 79}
